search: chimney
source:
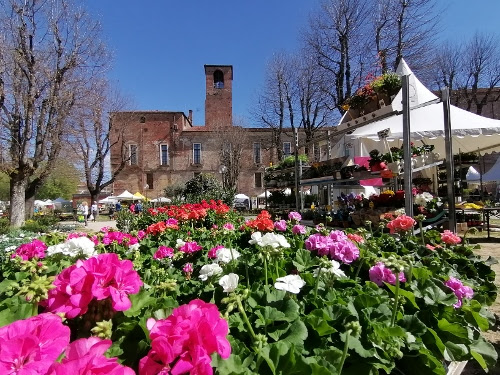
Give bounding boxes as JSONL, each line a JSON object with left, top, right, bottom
{"left": 188, "top": 110, "right": 193, "bottom": 123}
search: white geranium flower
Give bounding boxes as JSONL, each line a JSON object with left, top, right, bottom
{"left": 175, "top": 239, "right": 186, "bottom": 249}
{"left": 414, "top": 192, "right": 434, "bottom": 206}
{"left": 249, "top": 232, "right": 263, "bottom": 246}
{"left": 5, "top": 245, "right": 16, "bottom": 252}
{"left": 219, "top": 273, "right": 239, "bottom": 292}
{"left": 47, "top": 237, "right": 96, "bottom": 258}
{"left": 127, "top": 243, "right": 141, "bottom": 253}
{"left": 274, "top": 274, "right": 306, "bottom": 294}
{"left": 216, "top": 247, "right": 241, "bottom": 264}
{"left": 249, "top": 232, "right": 290, "bottom": 250}
{"left": 313, "top": 260, "right": 346, "bottom": 278}
{"left": 199, "top": 263, "right": 223, "bottom": 281}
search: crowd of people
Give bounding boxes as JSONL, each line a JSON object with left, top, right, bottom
{"left": 77, "top": 200, "right": 144, "bottom": 225}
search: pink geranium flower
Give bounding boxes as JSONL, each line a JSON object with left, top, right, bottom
{"left": 347, "top": 233, "right": 364, "bottom": 243}
{"left": 0, "top": 313, "right": 70, "bottom": 375}
{"left": 179, "top": 241, "right": 203, "bottom": 254}
{"left": 223, "top": 222, "right": 235, "bottom": 231}
{"left": 48, "top": 337, "right": 134, "bottom": 374}
{"left": 288, "top": 211, "right": 302, "bottom": 222}
{"left": 441, "top": 230, "right": 462, "bottom": 245}
{"left": 44, "top": 253, "right": 142, "bottom": 317}
{"left": 12, "top": 239, "right": 47, "bottom": 260}
{"left": 183, "top": 263, "right": 193, "bottom": 273}
{"left": 153, "top": 246, "right": 174, "bottom": 259}
{"left": 274, "top": 220, "right": 287, "bottom": 232}
{"left": 208, "top": 245, "right": 224, "bottom": 259}
{"left": 445, "top": 277, "right": 474, "bottom": 308}
{"left": 140, "top": 299, "right": 230, "bottom": 375}
{"left": 292, "top": 224, "right": 306, "bottom": 235}
{"left": 386, "top": 215, "right": 416, "bottom": 234}
{"left": 369, "top": 262, "right": 406, "bottom": 286}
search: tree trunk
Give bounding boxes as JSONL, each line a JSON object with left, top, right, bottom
{"left": 10, "top": 178, "right": 27, "bottom": 228}
{"left": 25, "top": 197, "right": 35, "bottom": 220}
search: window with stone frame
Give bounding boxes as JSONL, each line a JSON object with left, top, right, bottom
{"left": 160, "top": 144, "right": 169, "bottom": 165}
{"left": 214, "top": 70, "right": 224, "bottom": 89}
{"left": 129, "top": 144, "right": 138, "bottom": 165}
{"left": 193, "top": 143, "right": 202, "bottom": 164}
{"left": 146, "top": 173, "right": 154, "bottom": 189}
{"left": 283, "top": 142, "right": 292, "bottom": 158}
{"left": 253, "top": 142, "right": 261, "bottom": 164}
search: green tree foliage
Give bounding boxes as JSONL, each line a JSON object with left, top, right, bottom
{"left": 36, "top": 161, "right": 80, "bottom": 200}
{"left": 182, "top": 173, "right": 233, "bottom": 205}
{"left": 0, "top": 173, "right": 9, "bottom": 201}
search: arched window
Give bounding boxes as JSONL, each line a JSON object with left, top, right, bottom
{"left": 213, "top": 70, "right": 224, "bottom": 89}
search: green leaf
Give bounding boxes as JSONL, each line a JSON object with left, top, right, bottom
{"left": 385, "top": 284, "right": 419, "bottom": 309}
{"left": 123, "top": 289, "right": 155, "bottom": 317}
{"left": 254, "top": 307, "right": 287, "bottom": 327}
{"left": 437, "top": 319, "right": 469, "bottom": 339}
{"left": 444, "top": 341, "right": 468, "bottom": 361}
{"left": 281, "top": 320, "right": 308, "bottom": 347}
{"left": 293, "top": 248, "right": 317, "bottom": 272}
{"left": 469, "top": 338, "right": 498, "bottom": 369}
{"left": 400, "top": 315, "right": 427, "bottom": 337}
{"left": 0, "top": 296, "right": 33, "bottom": 327}
{"left": 306, "top": 309, "right": 337, "bottom": 336}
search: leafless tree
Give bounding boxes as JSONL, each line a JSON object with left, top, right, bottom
{"left": 303, "top": 0, "right": 439, "bottom": 116}
{"left": 0, "top": 0, "right": 109, "bottom": 226}
{"left": 432, "top": 32, "right": 500, "bottom": 115}
{"left": 254, "top": 52, "right": 290, "bottom": 161}
{"left": 68, "top": 79, "right": 131, "bottom": 204}
{"left": 212, "top": 118, "right": 249, "bottom": 194}
{"left": 304, "top": 0, "right": 372, "bottom": 114}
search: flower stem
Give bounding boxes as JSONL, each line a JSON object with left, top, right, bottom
{"left": 32, "top": 302, "right": 38, "bottom": 316}
{"left": 314, "top": 268, "right": 322, "bottom": 302}
{"left": 354, "top": 257, "right": 364, "bottom": 279}
{"left": 390, "top": 277, "right": 400, "bottom": 326}
{"left": 236, "top": 295, "right": 257, "bottom": 342}
{"left": 263, "top": 256, "right": 268, "bottom": 288}
{"left": 337, "top": 330, "right": 351, "bottom": 374}
{"left": 275, "top": 259, "right": 280, "bottom": 280}
{"left": 418, "top": 221, "right": 425, "bottom": 245}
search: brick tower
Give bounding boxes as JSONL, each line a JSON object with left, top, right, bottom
{"left": 204, "top": 65, "right": 233, "bottom": 128}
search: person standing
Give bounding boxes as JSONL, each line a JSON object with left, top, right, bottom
{"left": 91, "top": 201, "right": 98, "bottom": 222}
{"left": 79, "top": 201, "right": 89, "bottom": 227}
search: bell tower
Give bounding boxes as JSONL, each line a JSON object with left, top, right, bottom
{"left": 204, "top": 65, "right": 233, "bottom": 128}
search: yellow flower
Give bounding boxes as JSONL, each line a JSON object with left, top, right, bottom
{"left": 381, "top": 190, "right": 395, "bottom": 196}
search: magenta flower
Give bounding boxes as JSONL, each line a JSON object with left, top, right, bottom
{"left": 288, "top": 211, "right": 302, "bottom": 222}
{"left": 12, "top": 239, "right": 47, "bottom": 260}
{"left": 292, "top": 224, "right": 306, "bottom": 235}
{"left": 44, "top": 253, "right": 142, "bottom": 317}
{"left": 179, "top": 241, "right": 203, "bottom": 254}
{"left": 329, "top": 230, "right": 348, "bottom": 242}
{"left": 0, "top": 314, "right": 70, "bottom": 375}
{"left": 153, "top": 246, "right": 174, "bottom": 260}
{"left": 44, "top": 263, "right": 94, "bottom": 318}
{"left": 208, "top": 245, "right": 224, "bottom": 259}
{"left": 329, "top": 240, "right": 360, "bottom": 264}
{"left": 183, "top": 263, "right": 193, "bottom": 273}
{"left": 369, "top": 262, "right": 406, "bottom": 286}
{"left": 274, "top": 220, "right": 287, "bottom": 232}
{"left": 49, "top": 337, "right": 135, "bottom": 374}
{"left": 445, "top": 277, "right": 474, "bottom": 308}
{"left": 305, "top": 233, "right": 330, "bottom": 256}
{"left": 66, "top": 232, "right": 87, "bottom": 240}
{"left": 137, "top": 230, "right": 146, "bottom": 240}
{"left": 223, "top": 222, "right": 235, "bottom": 231}
{"left": 140, "top": 299, "right": 231, "bottom": 375}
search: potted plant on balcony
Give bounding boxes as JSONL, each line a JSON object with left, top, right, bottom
{"left": 368, "top": 149, "right": 387, "bottom": 172}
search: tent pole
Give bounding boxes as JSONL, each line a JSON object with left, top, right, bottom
{"left": 402, "top": 75, "right": 413, "bottom": 217}
{"left": 443, "top": 87, "right": 457, "bottom": 232}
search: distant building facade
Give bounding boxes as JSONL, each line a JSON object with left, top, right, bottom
{"left": 110, "top": 65, "right": 319, "bottom": 199}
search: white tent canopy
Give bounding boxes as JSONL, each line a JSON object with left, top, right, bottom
{"left": 466, "top": 166, "right": 481, "bottom": 182}
{"left": 235, "top": 193, "right": 250, "bottom": 200}
{"left": 150, "top": 197, "right": 172, "bottom": 203}
{"left": 116, "top": 190, "right": 135, "bottom": 200}
{"left": 344, "top": 59, "right": 500, "bottom": 157}
{"left": 99, "top": 196, "right": 118, "bottom": 204}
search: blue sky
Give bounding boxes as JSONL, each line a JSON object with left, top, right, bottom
{"left": 86, "top": 0, "right": 500, "bottom": 126}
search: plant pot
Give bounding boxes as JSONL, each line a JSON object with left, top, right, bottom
{"left": 347, "top": 108, "right": 359, "bottom": 120}
{"left": 377, "top": 92, "right": 391, "bottom": 107}
{"left": 387, "top": 161, "right": 402, "bottom": 174}
{"left": 360, "top": 96, "right": 379, "bottom": 115}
